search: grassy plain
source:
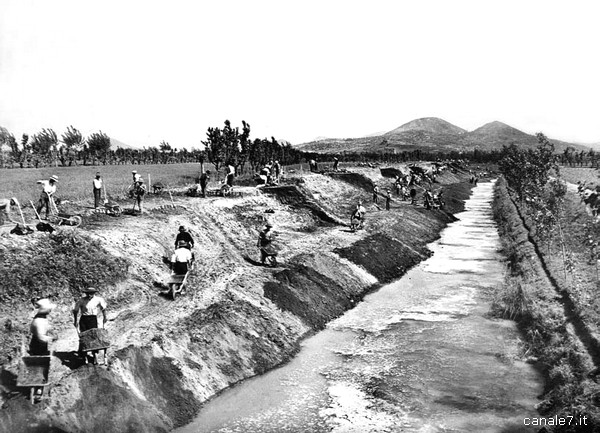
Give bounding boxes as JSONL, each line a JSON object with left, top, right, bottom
{"left": 0, "top": 163, "right": 203, "bottom": 205}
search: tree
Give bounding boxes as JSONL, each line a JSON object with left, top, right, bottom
{"left": 87, "top": 131, "right": 111, "bottom": 164}
{"left": 31, "top": 128, "right": 58, "bottom": 167}
{"left": 203, "top": 125, "right": 226, "bottom": 174}
{"left": 61, "top": 126, "right": 84, "bottom": 166}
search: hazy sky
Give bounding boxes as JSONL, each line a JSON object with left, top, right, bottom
{"left": 1, "top": 0, "right": 599, "bottom": 148}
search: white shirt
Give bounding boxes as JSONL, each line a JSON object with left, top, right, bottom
{"left": 73, "top": 295, "right": 107, "bottom": 316}
{"left": 133, "top": 174, "right": 142, "bottom": 182}
{"left": 30, "top": 316, "right": 52, "bottom": 343}
{"left": 38, "top": 180, "right": 56, "bottom": 195}
{"left": 171, "top": 248, "right": 192, "bottom": 263}
{"left": 93, "top": 178, "right": 103, "bottom": 189}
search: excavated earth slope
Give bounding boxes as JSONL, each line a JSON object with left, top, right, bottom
{"left": 0, "top": 166, "right": 473, "bottom": 433}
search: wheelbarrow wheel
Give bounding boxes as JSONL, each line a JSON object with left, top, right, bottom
{"left": 68, "top": 216, "right": 82, "bottom": 227}
{"left": 112, "top": 206, "right": 122, "bottom": 217}
{"left": 171, "top": 284, "right": 179, "bottom": 300}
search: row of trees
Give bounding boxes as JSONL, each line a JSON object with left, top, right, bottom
{"left": 0, "top": 126, "right": 112, "bottom": 168}
{"left": 202, "top": 120, "right": 306, "bottom": 173}
{"left": 499, "top": 133, "right": 573, "bottom": 280}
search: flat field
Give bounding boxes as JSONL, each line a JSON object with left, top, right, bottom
{"left": 0, "top": 163, "right": 203, "bottom": 204}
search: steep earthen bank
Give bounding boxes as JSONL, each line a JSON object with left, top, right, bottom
{"left": 492, "top": 178, "right": 600, "bottom": 429}
{"left": 1, "top": 167, "right": 472, "bottom": 432}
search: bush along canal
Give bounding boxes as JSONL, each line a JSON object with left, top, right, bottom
{"left": 176, "top": 180, "right": 544, "bottom": 433}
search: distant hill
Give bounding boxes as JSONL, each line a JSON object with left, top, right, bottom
{"left": 295, "top": 117, "right": 591, "bottom": 154}
{"left": 110, "top": 137, "right": 137, "bottom": 150}
{"left": 385, "top": 117, "right": 466, "bottom": 136}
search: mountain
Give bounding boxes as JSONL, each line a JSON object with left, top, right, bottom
{"left": 385, "top": 117, "right": 467, "bottom": 136}
{"left": 295, "top": 118, "right": 590, "bottom": 154}
{"left": 110, "top": 137, "right": 137, "bottom": 149}
{"left": 464, "top": 121, "right": 538, "bottom": 148}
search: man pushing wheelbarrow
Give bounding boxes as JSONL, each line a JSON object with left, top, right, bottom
{"left": 73, "top": 287, "right": 109, "bottom": 365}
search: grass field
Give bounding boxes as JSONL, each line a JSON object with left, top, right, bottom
{"left": 0, "top": 163, "right": 204, "bottom": 204}
{"left": 560, "top": 166, "right": 600, "bottom": 187}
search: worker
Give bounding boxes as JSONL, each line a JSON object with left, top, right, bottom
{"left": 29, "top": 298, "right": 57, "bottom": 402}
{"left": 199, "top": 170, "right": 210, "bottom": 197}
{"left": 36, "top": 175, "right": 58, "bottom": 218}
{"left": 133, "top": 178, "right": 146, "bottom": 213}
{"left": 385, "top": 189, "right": 391, "bottom": 211}
{"left": 226, "top": 163, "right": 235, "bottom": 187}
{"left": 257, "top": 222, "right": 275, "bottom": 265}
{"left": 93, "top": 172, "right": 103, "bottom": 209}
{"left": 424, "top": 188, "right": 433, "bottom": 210}
{"left": 175, "top": 225, "right": 194, "bottom": 249}
{"left": 351, "top": 200, "right": 366, "bottom": 229}
{"left": 171, "top": 240, "right": 193, "bottom": 275}
{"left": 73, "top": 287, "right": 107, "bottom": 358}
{"left": 30, "top": 298, "right": 57, "bottom": 356}
{"left": 273, "top": 160, "right": 281, "bottom": 183}
{"left": 372, "top": 185, "right": 379, "bottom": 204}
{"left": 0, "top": 197, "right": 18, "bottom": 225}
{"left": 131, "top": 170, "right": 141, "bottom": 183}
{"left": 332, "top": 157, "right": 339, "bottom": 171}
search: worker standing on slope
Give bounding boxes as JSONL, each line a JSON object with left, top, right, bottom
{"left": 175, "top": 225, "right": 194, "bottom": 249}
{"left": 73, "top": 287, "right": 107, "bottom": 360}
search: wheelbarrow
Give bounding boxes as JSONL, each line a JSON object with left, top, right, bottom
{"left": 79, "top": 328, "right": 110, "bottom": 365}
{"left": 29, "top": 199, "right": 82, "bottom": 227}
{"left": 17, "top": 355, "right": 51, "bottom": 404}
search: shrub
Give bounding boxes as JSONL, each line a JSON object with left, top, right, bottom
{"left": 0, "top": 231, "right": 129, "bottom": 305}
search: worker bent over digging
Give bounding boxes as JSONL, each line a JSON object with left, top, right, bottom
{"left": 257, "top": 222, "right": 278, "bottom": 266}
{"left": 0, "top": 197, "right": 18, "bottom": 225}
{"left": 36, "top": 175, "right": 58, "bottom": 218}
{"left": 73, "top": 287, "right": 107, "bottom": 364}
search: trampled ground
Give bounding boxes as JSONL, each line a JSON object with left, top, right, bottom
{"left": 0, "top": 162, "right": 475, "bottom": 432}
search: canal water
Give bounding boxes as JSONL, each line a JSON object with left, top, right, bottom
{"left": 177, "top": 180, "right": 543, "bottom": 433}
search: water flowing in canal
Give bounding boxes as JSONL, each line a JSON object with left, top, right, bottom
{"left": 177, "top": 180, "right": 543, "bottom": 433}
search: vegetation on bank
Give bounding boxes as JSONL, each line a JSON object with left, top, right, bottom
{"left": 493, "top": 131, "right": 600, "bottom": 431}
{"left": 0, "top": 231, "right": 129, "bottom": 364}
{"left": 493, "top": 178, "right": 600, "bottom": 430}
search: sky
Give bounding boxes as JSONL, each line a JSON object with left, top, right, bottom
{"left": 1, "top": 0, "right": 599, "bottom": 149}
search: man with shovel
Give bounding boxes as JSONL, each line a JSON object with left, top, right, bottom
{"left": 93, "top": 172, "right": 103, "bottom": 209}
{"left": 36, "top": 175, "right": 58, "bottom": 219}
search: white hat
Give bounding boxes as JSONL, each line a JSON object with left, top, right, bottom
{"left": 35, "top": 298, "right": 56, "bottom": 314}
{"left": 50, "top": 175, "right": 59, "bottom": 182}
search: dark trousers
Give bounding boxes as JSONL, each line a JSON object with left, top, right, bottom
{"left": 93, "top": 188, "right": 102, "bottom": 208}
{"left": 200, "top": 181, "right": 207, "bottom": 197}
{"left": 36, "top": 193, "right": 50, "bottom": 217}
{"left": 78, "top": 315, "right": 98, "bottom": 354}
{"left": 29, "top": 338, "right": 49, "bottom": 356}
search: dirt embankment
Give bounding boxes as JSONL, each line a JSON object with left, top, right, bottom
{"left": 1, "top": 166, "right": 473, "bottom": 432}
{"left": 492, "top": 178, "right": 600, "bottom": 429}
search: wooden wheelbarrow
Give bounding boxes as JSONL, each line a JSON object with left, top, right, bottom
{"left": 17, "top": 355, "right": 51, "bottom": 404}
{"left": 79, "top": 328, "right": 110, "bottom": 365}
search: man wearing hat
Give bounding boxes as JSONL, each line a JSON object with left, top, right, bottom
{"left": 29, "top": 298, "right": 56, "bottom": 401}
{"left": 257, "top": 222, "right": 275, "bottom": 265}
{"left": 174, "top": 225, "right": 194, "bottom": 249}
{"left": 93, "top": 172, "right": 103, "bottom": 209}
{"left": 72, "top": 288, "right": 107, "bottom": 353}
{"left": 30, "top": 298, "right": 57, "bottom": 356}
{"left": 36, "top": 175, "right": 58, "bottom": 218}
{"left": 132, "top": 178, "right": 146, "bottom": 213}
